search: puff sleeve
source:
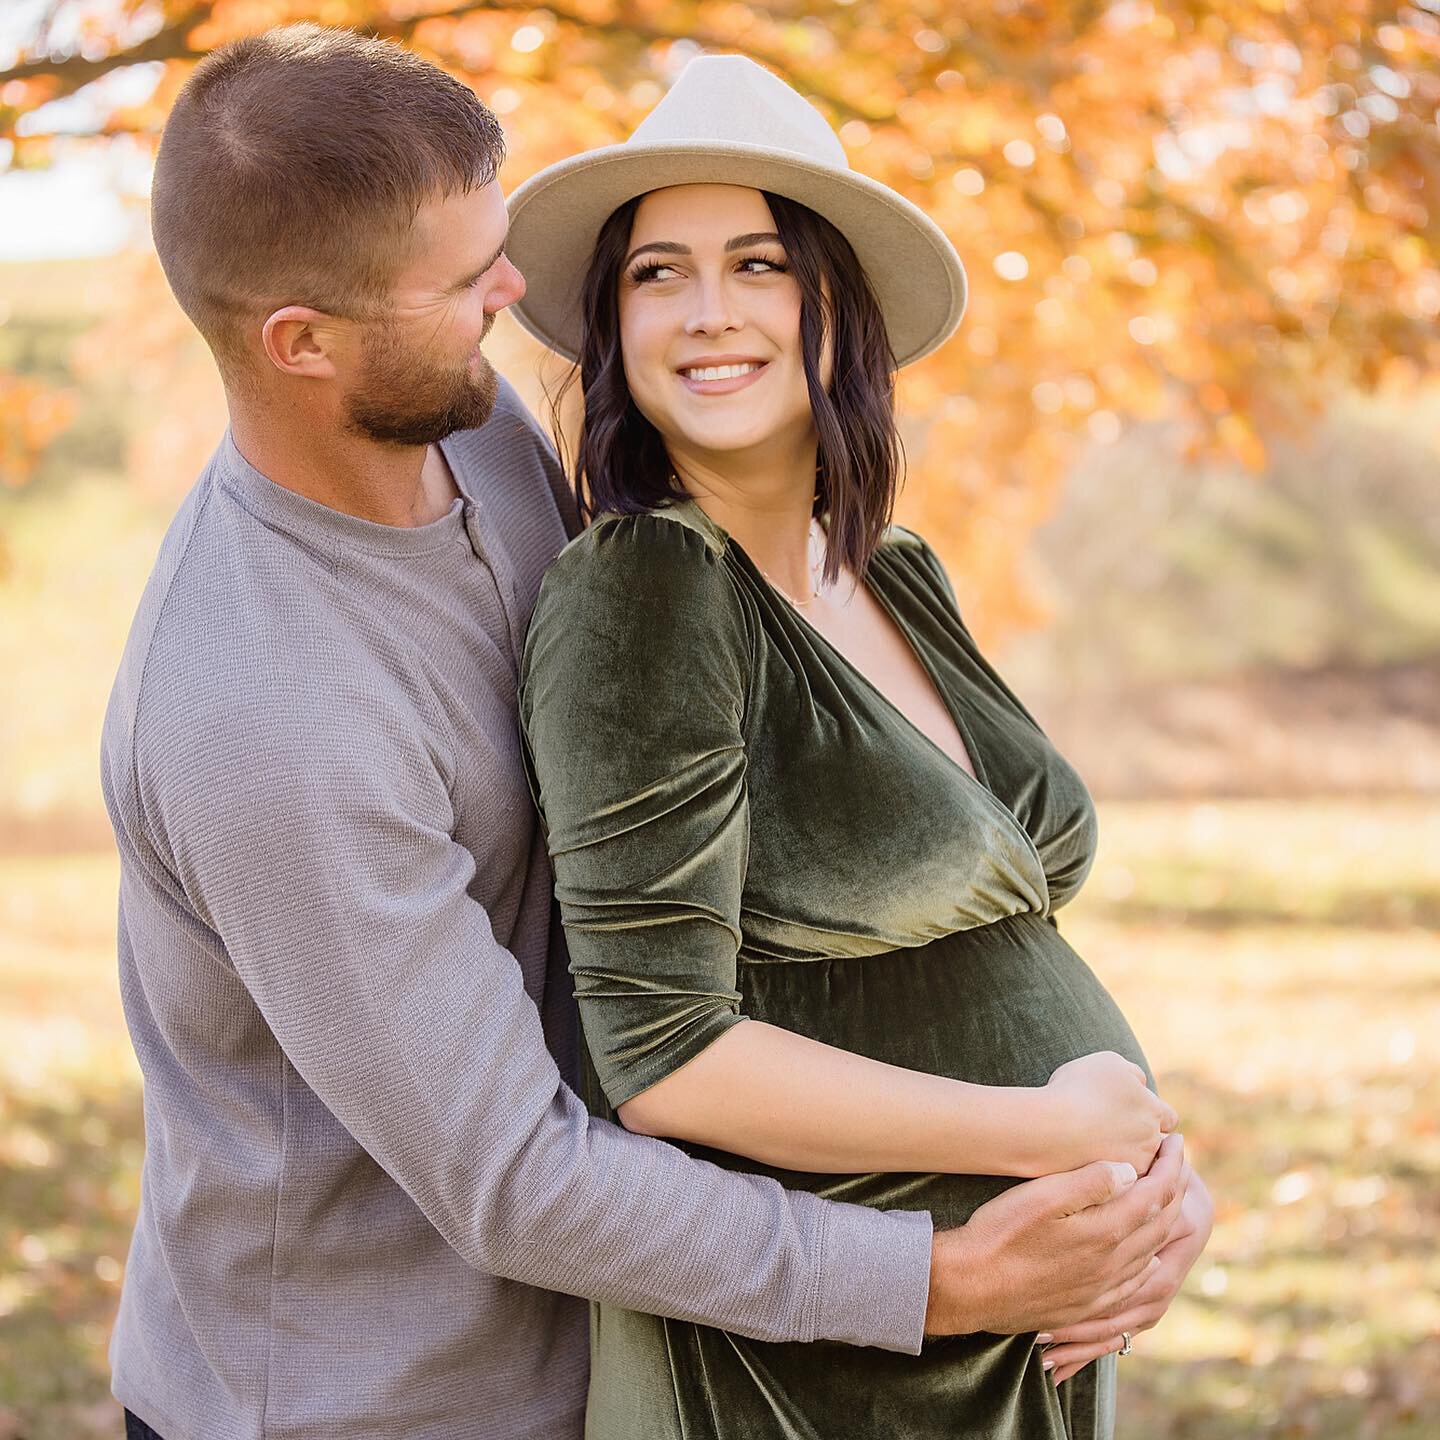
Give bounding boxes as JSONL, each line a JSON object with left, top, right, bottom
{"left": 520, "top": 513, "right": 753, "bottom": 1109}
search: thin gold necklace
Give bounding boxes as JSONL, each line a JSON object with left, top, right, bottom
{"left": 760, "top": 521, "right": 825, "bottom": 609}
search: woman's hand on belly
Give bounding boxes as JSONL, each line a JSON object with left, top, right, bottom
{"left": 1022, "top": 1052, "right": 1179, "bottom": 1178}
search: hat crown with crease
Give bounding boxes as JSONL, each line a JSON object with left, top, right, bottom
{"left": 627, "top": 55, "right": 847, "bottom": 164}
{"left": 504, "top": 54, "right": 968, "bottom": 367}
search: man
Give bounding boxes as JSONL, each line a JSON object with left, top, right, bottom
{"left": 102, "top": 24, "right": 1202, "bottom": 1440}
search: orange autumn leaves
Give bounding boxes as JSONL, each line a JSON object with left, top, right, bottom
{"left": 0, "top": 374, "right": 75, "bottom": 489}
{"left": 2, "top": 1, "right": 1437, "bottom": 631}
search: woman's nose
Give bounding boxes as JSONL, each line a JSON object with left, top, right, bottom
{"left": 684, "top": 275, "right": 739, "bottom": 337}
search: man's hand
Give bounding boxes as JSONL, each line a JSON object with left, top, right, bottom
{"left": 924, "top": 1132, "right": 1188, "bottom": 1337}
{"left": 1038, "top": 1164, "right": 1214, "bottom": 1385}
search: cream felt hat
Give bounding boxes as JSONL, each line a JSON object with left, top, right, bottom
{"left": 504, "top": 54, "right": 967, "bottom": 367}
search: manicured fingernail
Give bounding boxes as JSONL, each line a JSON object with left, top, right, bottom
{"left": 1042, "top": 1358, "right": 1055, "bottom": 1372}
{"left": 1035, "top": 1333, "right": 1053, "bottom": 1345}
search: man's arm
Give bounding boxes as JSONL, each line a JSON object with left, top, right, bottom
{"left": 130, "top": 681, "right": 1189, "bottom": 1354}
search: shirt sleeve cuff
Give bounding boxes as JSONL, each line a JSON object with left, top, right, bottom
{"left": 812, "top": 1202, "right": 933, "bottom": 1355}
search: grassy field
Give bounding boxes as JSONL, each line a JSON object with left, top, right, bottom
{"left": 2, "top": 799, "right": 1437, "bottom": 1439}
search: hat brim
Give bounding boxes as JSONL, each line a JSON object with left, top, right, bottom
{"left": 504, "top": 142, "right": 967, "bottom": 368}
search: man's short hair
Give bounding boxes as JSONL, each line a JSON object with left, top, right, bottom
{"left": 151, "top": 24, "right": 505, "bottom": 383}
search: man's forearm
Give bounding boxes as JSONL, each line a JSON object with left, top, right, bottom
{"left": 453, "top": 1079, "right": 937, "bottom": 1353}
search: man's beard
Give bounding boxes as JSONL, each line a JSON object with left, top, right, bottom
{"left": 344, "top": 315, "right": 499, "bottom": 446}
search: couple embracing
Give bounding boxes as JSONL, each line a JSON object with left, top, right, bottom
{"left": 102, "top": 23, "right": 1210, "bottom": 1440}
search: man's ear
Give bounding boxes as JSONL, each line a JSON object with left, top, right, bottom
{"left": 261, "top": 306, "right": 346, "bottom": 379}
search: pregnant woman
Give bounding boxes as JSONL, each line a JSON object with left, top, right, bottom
{"left": 511, "top": 56, "right": 1209, "bottom": 1439}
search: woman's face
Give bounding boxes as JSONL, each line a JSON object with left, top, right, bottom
{"left": 617, "top": 184, "right": 822, "bottom": 474}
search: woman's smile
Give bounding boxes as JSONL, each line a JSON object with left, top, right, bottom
{"left": 675, "top": 356, "right": 771, "bottom": 396}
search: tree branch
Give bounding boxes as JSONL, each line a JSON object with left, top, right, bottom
{"left": 2, "top": 6, "right": 209, "bottom": 89}
{"left": 0, "top": 1, "right": 886, "bottom": 124}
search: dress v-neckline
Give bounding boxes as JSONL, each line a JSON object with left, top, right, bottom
{"left": 777, "top": 553, "right": 990, "bottom": 795}
{"left": 659, "top": 498, "right": 986, "bottom": 782}
{"left": 756, "top": 544, "right": 1052, "bottom": 907}
{"left": 653, "top": 498, "right": 1049, "bottom": 901}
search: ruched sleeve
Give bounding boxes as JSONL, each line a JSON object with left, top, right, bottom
{"left": 520, "top": 512, "right": 753, "bottom": 1109}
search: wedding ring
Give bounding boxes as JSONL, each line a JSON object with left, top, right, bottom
{"left": 1118, "top": 1331, "right": 1133, "bottom": 1357}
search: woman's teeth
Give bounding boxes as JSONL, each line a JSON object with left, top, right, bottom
{"left": 681, "top": 363, "right": 762, "bottom": 381}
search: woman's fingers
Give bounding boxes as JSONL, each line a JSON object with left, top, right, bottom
{"left": 1157, "top": 1097, "right": 1179, "bottom": 1132}
{"left": 1048, "top": 1347, "right": 1106, "bottom": 1386}
{"left": 1040, "top": 1295, "right": 1165, "bottom": 1354}
{"left": 1042, "top": 1329, "right": 1137, "bottom": 1386}
{"left": 1046, "top": 1317, "right": 1162, "bottom": 1385}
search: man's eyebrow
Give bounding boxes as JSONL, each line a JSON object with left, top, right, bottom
{"left": 456, "top": 234, "right": 508, "bottom": 290}
{"left": 622, "top": 231, "right": 784, "bottom": 268}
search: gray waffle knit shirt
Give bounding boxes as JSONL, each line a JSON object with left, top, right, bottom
{"left": 99, "top": 377, "right": 934, "bottom": 1440}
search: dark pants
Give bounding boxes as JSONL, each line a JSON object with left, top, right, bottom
{"left": 125, "top": 1412, "right": 164, "bottom": 1440}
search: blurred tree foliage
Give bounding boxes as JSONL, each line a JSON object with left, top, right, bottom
{"left": 1, "top": 1, "right": 1437, "bottom": 627}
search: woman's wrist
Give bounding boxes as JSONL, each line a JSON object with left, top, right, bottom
{"left": 953, "top": 1082, "right": 1061, "bottom": 1178}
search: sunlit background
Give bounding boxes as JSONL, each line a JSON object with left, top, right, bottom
{"left": 2, "top": 3, "right": 1438, "bottom": 1437}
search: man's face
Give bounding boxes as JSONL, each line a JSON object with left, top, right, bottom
{"left": 343, "top": 180, "right": 525, "bottom": 446}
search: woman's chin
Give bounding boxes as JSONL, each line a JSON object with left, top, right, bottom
{"left": 664, "top": 425, "right": 794, "bottom": 462}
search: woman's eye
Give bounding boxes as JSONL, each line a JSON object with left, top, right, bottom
{"left": 628, "top": 256, "right": 787, "bottom": 284}
{"left": 629, "top": 262, "right": 681, "bottom": 284}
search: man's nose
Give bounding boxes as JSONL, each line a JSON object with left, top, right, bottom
{"left": 488, "top": 254, "right": 526, "bottom": 312}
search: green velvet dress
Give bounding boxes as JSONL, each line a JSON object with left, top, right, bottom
{"left": 519, "top": 499, "right": 1149, "bottom": 1440}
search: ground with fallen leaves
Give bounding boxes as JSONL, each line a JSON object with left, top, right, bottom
{"left": 2, "top": 798, "right": 1435, "bottom": 1438}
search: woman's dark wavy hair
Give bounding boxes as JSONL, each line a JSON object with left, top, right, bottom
{"left": 554, "top": 190, "right": 904, "bottom": 582}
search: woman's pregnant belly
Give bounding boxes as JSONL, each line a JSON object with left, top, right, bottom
{"left": 685, "top": 911, "right": 1150, "bottom": 1227}
{"left": 578, "top": 912, "right": 1138, "bottom": 1439}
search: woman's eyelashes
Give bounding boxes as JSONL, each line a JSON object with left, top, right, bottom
{"left": 625, "top": 253, "right": 789, "bottom": 285}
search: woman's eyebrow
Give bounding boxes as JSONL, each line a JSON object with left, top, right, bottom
{"left": 622, "top": 231, "right": 784, "bottom": 268}
{"left": 623, "top": 240, "right": 689, "bottom": 267}
{"left": 724, "top": 231, "right": 782, "bottom": 251}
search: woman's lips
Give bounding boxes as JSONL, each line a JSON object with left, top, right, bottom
{"left": 675, "top": 361, "right": 770, "bottom": 396}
